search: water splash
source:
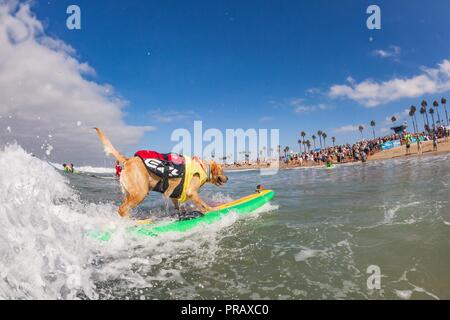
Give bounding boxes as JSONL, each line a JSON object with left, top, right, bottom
{"left": 0, "top": 144, "right": 276, "bottom": 299}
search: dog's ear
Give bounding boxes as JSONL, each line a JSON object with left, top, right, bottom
{"left": 210, "top": 161, "right": 221, "bottom": 176}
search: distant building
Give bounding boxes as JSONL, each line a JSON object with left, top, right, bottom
{"left": 390, "top": 122, "right": 408, "bottom": 135}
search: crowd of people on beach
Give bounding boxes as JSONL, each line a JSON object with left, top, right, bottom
{"left": 103, "top": 97, "right": 450, "bottom": 171}
{"left": 102, "top": 125, "right": 449, "bottom": 172}
{"left": 224, "top": 123, "right": 450, "bottom": 169}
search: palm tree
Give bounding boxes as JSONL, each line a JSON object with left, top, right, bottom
{"left": 322, "top": 132, "right": 327, "bottom": 148}
{"left": 433, "top": 100, "right": 442, "bottom": 125}
{"left": 421, "top": 100, "right": 430, "bottom": 129}
{"left": 284, "top": 146, "right": 289, "bottom": 158}
{"left": 332, "top": 136, "right": 336, "bottom": 147}
{"left": 429, "top": 108, "right": 436, "bottom": 129}
{"left": 420, "top": 105, "right": 429, "bottom": 131}
{"left": 409, "top": 110, "right": 416, "bottom": 133}
{"left": 300, "top": 131, "right": 306, "bottom": 153}
{"left": 441, "top": 97, "right": 448, "bottom": 126}
{"left": 370, "top": 120, "right": 376, "bottom": 139}
{"left": 421, "top": 99, "right": 428, "bottom": 109}
{"left": 391, "top": 116, "right": 397, "bottom": 124}
{"left": 297, "top": 139, "right": 302, "bottom": 153}
{"left": 306, "top": 140, "right": 311, "bottom": 152}
{"left": 410, "top": 105, "right": 418, "bottom": 133}
{"left": 409, "top": 106, "right": 417, "bottom": 133}
{"left": 358, "top": 125, "right": 364, "bottom": 139}
{"left": 311, "top": 135, "right": 317, "bottom": 150}
{"left": 317, "top": 130, "right": 323, "bottom": 149}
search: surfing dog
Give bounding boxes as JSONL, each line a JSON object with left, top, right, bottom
{"left": 94, "top": 128, "right": 228, "bottom": 218}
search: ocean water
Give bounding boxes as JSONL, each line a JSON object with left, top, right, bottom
{"left": 1, "top": 144, "right": 449, "bottom": 300}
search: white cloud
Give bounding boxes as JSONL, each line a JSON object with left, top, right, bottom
{"left": 0, "top": 3, "right": 154, "bottom": 164}
{"left": 294, "top": 106, "right": 312, "bottom": 114}
{"left": 317, "top": 104, "right": 332, "bottom": 110}
{"left": 383, "top": 109, "right": 411, "bottom": 125}
{"left": 333, "top": 125, "right": 360, "bottom": 133}
{"left": 305, "top": 87, "right": 321, "bottom": 95}
{"left": 151, "top": 109, "right": 198, "bottom": 123}
{"left": 372, "top": 45, "right": 401, "bottom": 59}
{"left": 39, "top": 37, "right": 77, "bottom": 56}
{"left": 346, "top": 76, "right": 356, "bottom": 84}
{"left": 289, "top": 98, "right": 304, "bottom": 107}
{"left": 285, "top": 98, "right": 334, "bottom": 114}
{"left": 258, "top": 116, "right": 273, "bottom": 122}
{"left": 329, "top": 59, "right": 450, "bottom": 107}
{"left": 294, "top": 103, "right": 333, "bottom": 114}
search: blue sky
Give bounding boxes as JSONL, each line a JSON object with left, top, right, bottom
{"left": 28, "top": 0, "right": 450, "bottom": 154}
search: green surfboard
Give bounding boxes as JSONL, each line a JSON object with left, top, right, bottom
{"left": 88, "top": 190, "right": 275, "bottom": 241}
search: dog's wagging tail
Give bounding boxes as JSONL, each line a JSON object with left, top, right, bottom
{"left": 94, "top": 128, "right": 128, "bottom": 163}
{"left": 93, "top": 127, "right": 229, "bottom": 217}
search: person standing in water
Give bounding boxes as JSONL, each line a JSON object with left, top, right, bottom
{"left": 361, "top": 149, "right": 367, "bottom": 162}
{"left": 433, "top": 132, "right": 438, "bottom": 151}
{"left": 404, "top": 131, "right": 412, "bottom": 155}
{"left": 416, "top": 133, "right": 423, "bottom": 155}
{"left": 115, "top": 161, "right": 122, "bottom": 178}
{"left": 325, "top": 156, "right": 333, "bottom": 168}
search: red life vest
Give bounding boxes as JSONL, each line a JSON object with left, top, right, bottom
{"left": 134, "top": 150, "right": 186, "bottom": 198}
{"left": 135, "top": 150, "right": 185, "bottom": 165}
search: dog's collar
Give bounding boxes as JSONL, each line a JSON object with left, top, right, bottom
{"left": 193, "top": 157, "right": 212, "bottom": 182}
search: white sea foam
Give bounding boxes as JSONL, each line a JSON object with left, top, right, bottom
{"left": 395, "top": 290, "right": 413, "bottom": 299}
{"left": 294, "top": 248, "right": 322, "bottom": 262}
{"left": 76, "top": 166, "right": 115, "bottom": 174}
{"left": 0, "top": 144, "right": 102, "bottom": 299}
{"left": 382, "top": 201, "right": 422, "bottom": 225}
{"left": 252, "top": 203, "right": 279, "bottom": 215}
{"left": 0, "top": 144, "right": 273, "bottom": 299}
{"left": 49, "top": 162, "right": 115, "bottom": 174}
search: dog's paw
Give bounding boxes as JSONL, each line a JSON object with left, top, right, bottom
{"left": 178, "top": 211, "right": 204, "bottom": 221}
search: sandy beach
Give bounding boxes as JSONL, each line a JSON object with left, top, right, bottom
{"left": 224, "top": 138, "right": 450, "bottom": 171}
{"left": 368, "top": 138, "right": 450, "bottom": 161}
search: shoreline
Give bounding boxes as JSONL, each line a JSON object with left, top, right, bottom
{"left": 224, "top": 138, "right": 450, "bottom": 172}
